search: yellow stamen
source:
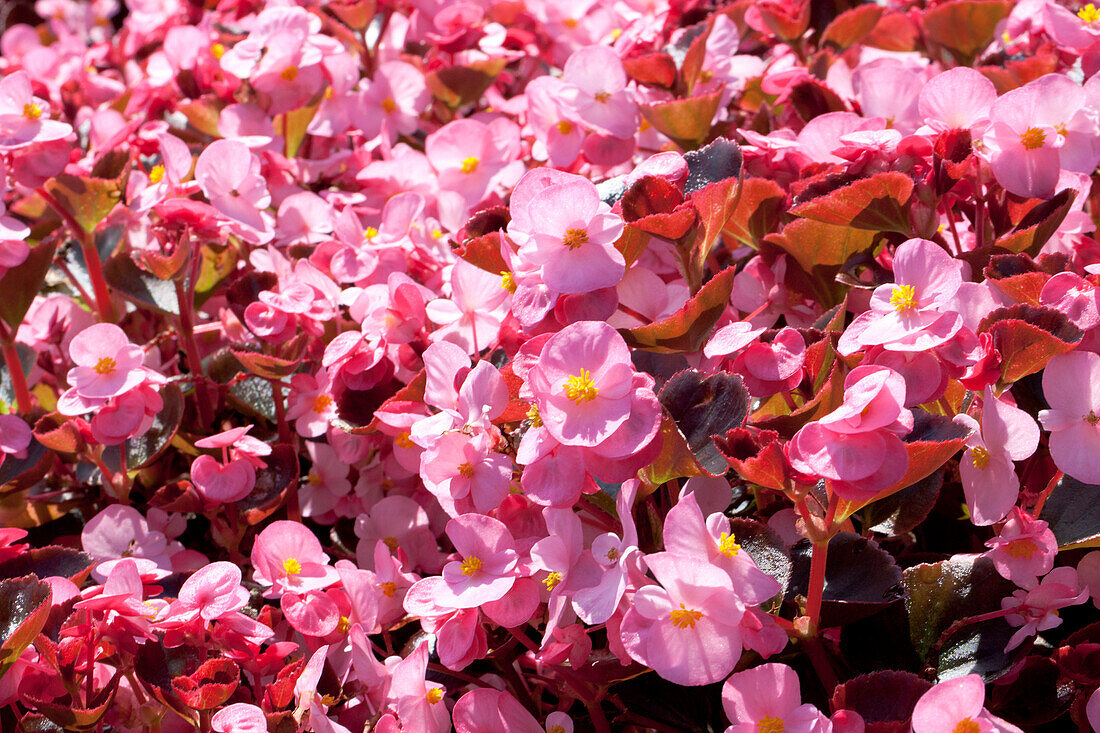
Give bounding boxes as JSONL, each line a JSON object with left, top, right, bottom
{"left": 94, "top": 356, "right": 117, "bottom": 375}
{"left": 149, "top": 165, "right": 165, "bottom": 184}
{"left": 395, "top": 431, "right": 415, "bottom": 449}
{"left": 283, "top": 557, "right": 302, "bottom": 575}
{"left": 561, "top": 227, "right": 589, "bottom": 250}
{"left": 970, "top": 446, "right": 991, "bottom": 470}
{"left": 364, "top": 226, "right": 379, "bottom": 239}
{"left": 594, "top": 91, "right": 611, "bottom": 103}
{"left": 563, "top": 369, "right": 599, "bottom": 404}
{"left": 383, "top": 536, "right": 399, "bottom": 552}
{"left": 549, "top": 726, "right": 566, "bottom": 733}
{"left": 668, "top": 604, "right": 703, "bottom": 630}
{"left": 337, "top": 615, "right": 350, "bottom": 634}
{"left": 1005, "top": 539, "right": 1037, "bottom": 559}
{"left": 308, "top": 472, "right": 322, "bottom": 485}
{"left": 758, "top": 716, "right": 786, "bottom": 733}
{"left": 1079, "top": 3, "right": 1100, "bottom": 22}
{"left": 526, "top": 403, "right": 543, "bottom": 427}
{"left": 380, "top": 581, "right": 397, "bottom": 597}
{"left": 718, "top": 532, "right": 740, "bottom": 558}
{"left": 23, "top": 102, "right": 41, "bottom": 120}
{"left": 312, "top": 394, "right": 333, "bottom": 414}
{"left": 699, "top": 70, "right": 714, "bottom": 82}
{"left": 281, "top": 65, "right": 299, "bottom": 81}
{"left": 1088, "top": 411, "right": 1100, "bottom": 426}
{"left": 1020, "top": 127, "right": 1046, "bottom": 150}
{"left": 501, "top": 271, "right": 517, "bottom": 293}
{"left": 543, "top": 572, "right": 563, "bottom": 591}
{"left": 426, "top": 688, "right": 444, "bottom": 704}
{"left": 563, "top": 17, "right": 578, "bottom": 28}
{"left": 460, "top": 156, "right": 480, "bottom": 174}
{"left": 211, "top": 43, "right": 225, "bottom": 59}
{"left": 381, "top": 97, "right": 397, "bottom": 113}
{"left": 889, "top": 284, "right": 918, "bottom": 313}
{"left": 460, "top": 556, "right": 483, "bottom": 575}
{"left": 953, "top": 719, "right": 980, "bottom": 733}
{"left": 556, "top": 120, "right": 574, "bottom": 134}
{"left": 605, "top": 547, "right": 619, "bottom": 562}
{"left": 458, "top": 462, "right": 475, "bottom": 479}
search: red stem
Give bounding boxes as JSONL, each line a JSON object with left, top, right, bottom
{"left": 38, "top": 187, "right": 115, "bottom": 322}
{"left": 0, "top": 323, "right": 31, "bottom": 414}
{"left": 805, "top": 497, "right": 839, "bottom": 632}
{"left": 1032, "top": 469, "right": 1062, "bottom": 517}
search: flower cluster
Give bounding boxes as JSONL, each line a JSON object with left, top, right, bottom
{"left": 1, "top": 0, "right": 1100, "bottom": 731}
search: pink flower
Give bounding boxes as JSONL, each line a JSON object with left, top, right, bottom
{"left": 426, "top": 259, "right": 510, "bottom": 354}
{"left": 354, "top": 61, "right": 429, "bottom": 143}
{"left": 1001, "top": 566, "right": 1088, "bottom": 651}
{"left": 912, "top": 674, "right": 1025, "bottom": 733}
{"left": 384, "top": 641, "right": 450, "bottom": 733}
{"left": 787, "top": 365, "right": 912, "bottom": 499}
{"left": 526, "top": 321, "right": 658, "bottom": 448}
{"left": 419, "top": 431, "right": 512, "bottom": 517}
{"left": 437, "top": 513, "right": 520, "bottom": 607}
{"left": 194, "top": 138, "right": 272, "bottom": 239}
{"left": 984, "top": 508, "right": 1057, "bottom": 587}
{"left": 620, "top": 553, "right": 746, "bottom": 686}
{"left": 721, "top": 663, "right": 829, "bottom": 733}
{"left": 190, "top": 455, "right": 255, "bottom": 504}
{"left": 286, "top": 369, "right": 338, "bottom": 438}
{"left": 452, "top": 688, "right": 544, "bottom": 733}
{"left": 250, "top": 520, "right": 340, "bottom": 598}
{"left": 1080, "top": 551, "right": 1100, "bottom": 609}
{"left": 839, "top": 238, "right": 964, "bottom": 355}
{"left": 953, "top": 387, "right": 1039, "bottom": 525}
{"left": 0, "top": 70, "right": 72, "bottom": 148}
{"left": 426, "top": 117, "right": 522, "bottom": 222}
{"left": 1038, "top": 350, "right": 1100, "bottom": 483}
{"left": 63, "top": 323, "right": 147, "bottom": 400}
{"left": 508, "top": 172, "right": 626, "bottom": 294}
{"left": 559, "top": 46, "right": 638, "bottom": 139}
{"left": 731, "top": 327, "right": 806, "bottom": 398}
{"left": 0, "top": 415, "right": 32, "bottom": 468}
{"left": 211, "top": 703, "right": 268, "bottom": 733}
{"left": 983, "top": 74, "right": 1100, "bottom": 199}
{"left": 918, "top": 67, "right": 997, "bottom": 134}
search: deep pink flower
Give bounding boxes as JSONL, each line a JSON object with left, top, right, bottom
{"left": 250, "top": 520, "right": 340, "bottom": 598}
{"left": 436, "top": 513, "right": 520, "bottom": 608}
{"left": 452, "top": 688, "right": 543, "bottom": 733}
{"left": 1001, "top": 566, "right": 1088, "bottom": 651}
{"left": 384, "top": 641, "right": 450, "bottom": 733}
{"left": 984, "top": 508, "right": 1057, "bottom": 587}
{"left": 211, "top": 703, "right": 268, "bottom": 733}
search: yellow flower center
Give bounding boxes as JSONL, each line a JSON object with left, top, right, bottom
{"left": 953, "top": 719, "right": 980, "bottom": 733}
{"left": 594, "top": 91, "right": 611, "bottom": 103}
{"left": 970, "top": 445, "right": 991, "bottom": 470}
{"left": 94, "top": 356, "right": 117, "bottom": 375}
{"left": 718, "top": 532, "right": 741, "bottom": 558}
{"left": 700, "top": 69, "right": 714, "bottom": 82}
{"left": 758, "top": 716, "right": 785, "bottom": 733}
{"left": 889, "top": 284, "right": 918, "bottom": 313}
{"left": 668, "top": 604, "right": 704, "bottom": 630}
{"left": 543, "top": 571, "right": 563, "bottom": 591}
{"left": 563, "top": 369, "right": 599, "bottom": 404}
{"left": 426, "top": 687, "right": 444, "bottom": 704}
{"left": 283, "top": 557, "right": 302, "bottom": 575}
{"left": 460, "top": 556, "right": 483, "bottom": 575}
{"left": 211, "top": 43, "right": 225, "bottom": 59}
{"left": 556, "top": 120, "right": 574, "bottom": 134}
{"left": 281, "top": 65, "right": 299, "bottom": 81}
{"left": 460, "top": 156, "right": 480, "bottom": 174}
{"left": 1005, "top": 539, "right": 1037, "bottom": 559}
{"left": 395, "top": 431, "right": 415, "bottom": 449}
{"left": 527, "top": 403, "right": 543, "bottom": 427}
{"left": 549, "top": 726, "right": 566, "bottom": 733}
{"left": 383, "top": 536, "right": 399, "bottom": 552}
{"left": 149, "top": 165, "right": 165, "bottom": 184}
{"left": 605, "top": 547, "right": 619, "bottom": 562}
{"left": 308, "top": 471, "right": 322, "bottom": 485}
{"left": 1080, "top": 3, "right": 1100, "bottom": 22}
{"left": 337, "top": 615, "right": 350, "bottom": 634}
{"left": 380, "top": 581, "right": 397, "bottom": 597}
{"left": 458, "top": 462, "right": 475, "bottom": 479}
{"left": 323, "top": 86, "right": 335, "bottom": 100}
{"left": 561, "top": 227, "right": 589, "bottom": 250}
{"left": 364, "top": 226, "right": 379, "bottom": 239}
{"left": 563, "top": 17, "right": 579, "bottom": 28}
{"left": 23, "top": 102, "right": 41, "bottom": 120}
{"left": 1087, "top": 411, "right": 1100, "bottom": 426}
{"left": 312, "top": 394, "right": 333, "bottom": 414}
{"left": 1020, "top": 127, "right": 1046, "bottom": 150}
{"left": 381, "top": 97, "right": 397, "bottom": 113}
{"left": 501, "top": 271, "right": 517, "bottom": 293}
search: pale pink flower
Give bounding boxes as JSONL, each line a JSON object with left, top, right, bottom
{"left": 953, "top": 387, "right": 1040, "bottom": 525}
{"left": 453, "top": 688, "right": 544, "bottom": 733}
{"left": 1038, "top": 350, "right": 1100, "bottom": 483}
{"left": 509, "top": 173, "right": 626, "bottom": 294}
{"left": 722, "top": 663, "right": 829, "bottom": 733}
{"left": 211, "top": 703, "right": 268, "bottom": 733}
{"left": 354, "top": 61, "right": 429, "bottom": 143}
{"left": 436, "top": 513, "right": 520, "bottom": 607}
{"left": 0, "top": 70, "right": 72, "bottom": 148}
{"left": 286, "top": 369, "right": 338, "bottom": 438}
{"left": 63, "top": 323, "right": 147, "bottom": 400}
{"left": 426, "top": 259, "right": 510, "bottom": 354}
{"left": 0, "top": 415, "right": 32, "bottom": 468}
{"left": 419, "top": 430, "right": 512, "bottom": 517}
{"left": 559, "top": 46, "right": 639, "bottom": 139}
{"left": 190, "top": 454, "right": 255, "bottom": 503}
{"left": 1079, "top": 550, "right": 1100, "bottom": 609}
{"left": 383, "top": 641, "right": 450, "bottom": 733}
{"left": 918, "top": 67, "right": 997, "bottom": 134}
{"left": 620, "top": 553, "right": 746, "bottom": 686}
{"left": 911, "top": 675, "right": 1023, "bottom": 733}
{"left": 194, "top": 138, "right": 272, "bottom": 238}
{"left": 731, "top": 328, "right": 806, "bottom": 398}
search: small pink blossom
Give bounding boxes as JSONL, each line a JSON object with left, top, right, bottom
{"left": 722, "top": 663, "right": 829, "bottom": 733}
{"left": 1001, "top": 566, "right": 1088, "bottom": 651}
{"left": 1038, "top": 350, "right": 1100, "bottom": 483}
{"left": 63, "top": 323, "right": 147, "bottom": 400}
{"left": 911, "top": 674, "right": 1023, "bottom": 733}
{"left": 0, "top": 70, "right": 72, "bottom": 148}
{"left": 984, "top": 508, "right": 1057, "bottom": 586}
{"left": 250, "top": 519, "right": 340, "bottom": 598}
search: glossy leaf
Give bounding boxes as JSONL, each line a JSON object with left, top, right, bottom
{"left": 789, "top": 171, "right": 913, "bottom": 234}
{"left": 830, "top": 671, "right": 931, "bottom": 731}
{"left": 622, "top": 266, "right": 735, "bottom": 353}
{"left": 978, "top": 304, "right": 1083, "bottom": 384}
{"left": 1039, "top": 474, "right": 1100, "bottom": 549}
{"left": 820, "top": 4, "right": 885, "bottom": 49}
{"left": 640, "top": 90, "right": 723, "bottom": 151}
{"left": 0, "top": 575, "right": 51, "bottom": 679}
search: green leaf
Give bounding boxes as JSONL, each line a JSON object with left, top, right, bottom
{"left": 0, "top": 575, "right": 51, "bottom": 680}
{"left": 1039, "top": 474, "right": 1100, "bottom": 549}
{"left": 639, "top": 89, "right": 723, "bottom": 150}
{"left": 621, "top": 266, "right": 735, "bottom": 353}
{"left": 42, "top": 173, "right": 126, "bottom": 235}
{"left": 0, "top": 239, "right": 59, "bottom": 330}
{"left": 789, "top": 171, "right": 914, "bottom": 234}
